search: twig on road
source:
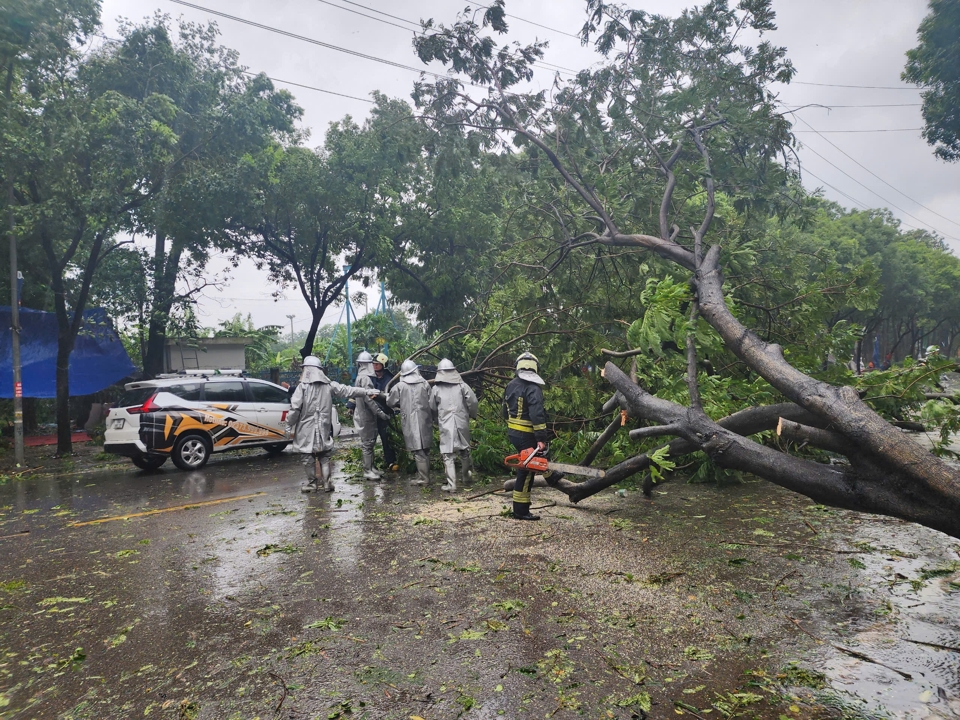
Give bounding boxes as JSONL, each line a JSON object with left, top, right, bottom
{"left": 788, "top": 617, "right": 912, "bottom": 679}
{"left": 772, "top": 569, "right": 799, "bottom": 601}
{"left": 268, "top": 672, "right": 288, "bottom": 713}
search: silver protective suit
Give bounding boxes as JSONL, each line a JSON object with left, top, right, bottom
{"left": 354, "top": 362, "right": 390, "bottom": 446}
{"left": 429, "top": 380, "right": 478, "bottom": 453}
{"left": 430, "top": 378, "right": 478, "bottom": 490}
{"left": 288, "top": 366, "right": 376, "bottom": 490}
{"left": 387, "top": 369, "right": 433, "bottom": 451}
{"left": 388, "top": 366, "right": 433, "bottom": 485}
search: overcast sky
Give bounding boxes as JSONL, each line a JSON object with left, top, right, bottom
{"left": 97, "top": 0, "right": 960, "bottom": 335}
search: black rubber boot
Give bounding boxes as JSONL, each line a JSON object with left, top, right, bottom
{"left": 512, "top": 502, "right": 540, "bottom": 521}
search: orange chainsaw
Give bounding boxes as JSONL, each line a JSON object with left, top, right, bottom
{"left": 503, "top": 447, "right": 605, "bottom": 478}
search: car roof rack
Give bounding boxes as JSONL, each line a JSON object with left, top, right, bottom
{"left": 155, "top": 368, "right": 246, "bottom": 379}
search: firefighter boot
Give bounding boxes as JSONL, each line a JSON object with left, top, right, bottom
{"left": 411, "top": 452, "right": 430, "bottom": 486}
{"left": 320, "top": 457, "right": 334, "bottom": 493}
{"left": 512, "top": 502, "right": 540, "bottom": 521}
{"left": 459, "top": 450, "right": 474, "bottom": 484}
{"left": 441, "top": 455, "right": 457, "bottom": 493}
{"left": 362, "top": 449, "right": 381, "bottom": 480}
{"left": 300, "top": 455, "right": 319, "bottom": 493}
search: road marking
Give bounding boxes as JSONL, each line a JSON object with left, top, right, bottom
{"left": 66, "top": 492, "right": 266, "bottom": 527}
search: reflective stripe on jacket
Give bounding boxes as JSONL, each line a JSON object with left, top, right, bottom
{"left": 502, "top": 376, "right": 549, "bottom": 442}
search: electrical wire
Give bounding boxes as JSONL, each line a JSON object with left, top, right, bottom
{"left": 793, "top": 128, "right": 923, "bottom": 133}
{"left": 308, "top": 0, "right": 576, "bottom": 75}
{"left": 168, "top": 0, "right": 450, "bottom": 80}
{"left": 796, "top": 116, "right": 960, "bottom": 230}
{"left": 800, "top": 143, "right": 958, "bottom": 241}
{"left": 801, "top": 167, "right": 937, "bottom": 237}
{"left": 169, "top": 0, "right": 573, "bottom": 84}
{"left": 450, "top": 0, "right": 582, "bottom": 40}
{"left": 784, "top": 103, "right": 921, "bottom": 109}
{"left": 311, "top": 0, "right": 414, "bottom": 31}
{"left": 790, "top": 81, "right": 921, "bottom": 91}
{"left": 240, "top": 70, "right": 373, "bottom": 102}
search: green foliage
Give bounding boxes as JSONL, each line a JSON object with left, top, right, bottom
{"left": 903, "top": 0, "right": 960, "bottom": 161}
{"left": 627, "top": 277, "right": 691, "bottom": 356}
{"left": 470, "top": 402, "right": 515, "bottom": 473}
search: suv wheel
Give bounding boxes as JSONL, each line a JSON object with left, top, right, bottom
{"left": 171, "top": 433, "right": 212, "bottom": 471}
{"left": 131, "top": 454, "right": 167, "bottom": 471}
{"left": 264, "top": 442, "right": 290, "bottom": 456}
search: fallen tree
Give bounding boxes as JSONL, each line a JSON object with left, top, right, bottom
{"left": 414, "top": 0, "right": 960, "bottom": 538}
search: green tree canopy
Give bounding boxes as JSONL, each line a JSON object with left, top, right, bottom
{"left": 903, "top": 0, "right": 960, "bottom": 161}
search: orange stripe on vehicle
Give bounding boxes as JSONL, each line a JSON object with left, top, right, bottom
{"left": 67, "top": 492, "right": 266, "bottom": 527}
{"left": 164, "top": 414, "right": 174, "bottom": 440}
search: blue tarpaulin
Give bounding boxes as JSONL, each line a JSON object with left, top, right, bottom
{"left": 0, "top": 306, "right": 136, "bottom": 398}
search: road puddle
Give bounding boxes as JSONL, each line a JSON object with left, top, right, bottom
{"left": 816, "top": 516, "right": 960, "bottom": 718}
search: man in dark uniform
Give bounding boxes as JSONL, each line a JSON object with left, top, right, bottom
{"left": 372, "top": 353, "right": 399, "bottom": 471}
{"left": 502, "top": 352, "right": 563, "bottom": 520}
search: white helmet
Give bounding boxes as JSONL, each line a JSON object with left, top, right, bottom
{"left": 435, "top": 358, "right": 461, "bottom": 384}
{"left": 926, "top": 345, "right": 940, "bottom": 355}
{"left": 400, "top": 359, "right": 418, "bottom": 375}
{"left": 302, "top": 356, "right": 322, "bottom": 368}
{"left": 374, "top": 353, "right": 388, "bottom": 365}
{"left": 357, "top": 351, "right": 374, "bottom": 363}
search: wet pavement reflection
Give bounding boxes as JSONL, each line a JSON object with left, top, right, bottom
{"left": 1, "top": 450, "right": 959, "bottom": 719}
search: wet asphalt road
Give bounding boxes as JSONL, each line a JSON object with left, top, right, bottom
{"left": 2, "top": 448, "right": 960, "bottom": 719}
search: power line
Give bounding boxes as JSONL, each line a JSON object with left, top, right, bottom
{"left": 341, "top": 0, "right": 421, "bottom": 28}
{"left": 799, "top": 142, "right": 959, "bottom": 242}
{"left": 785, "top": 103, "right": 922, "bottom": 109}
{"left": 240, "top": 70, "right": 373, "bottom": 103}
{"left": 169, "top": 0, "right": 573, "bottom": 88}
{"left": 308, "top": 0, "right": 577, "bottom": 75}
{"left": 801, "top": 167, "right": 939, "bottom": 238}
{"left": 169, "top": 0, "right": 449, "bottom": 80}
{"left": 791, "top": 81, "right": 921, "bottom": 91}
{"left": 454, "top": 0, "right": 582, "bottom": 40}
{"left": 796, "top": 117, "right": 960, "bottom": 230}
{"left": 793, "top": 128, "right": 922, "bottom": 133}
{"left": 311, "top": 0, "right": 414, "bottom": 31}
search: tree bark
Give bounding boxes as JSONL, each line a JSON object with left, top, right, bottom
{"left": 555, "top": 401, "right": 825, "bottom": 503}
{"left": 589, "top": 362, "right": 960, "bottom": 539}
{"left": 144, "top": 233, "right": 185, "bottom": 378}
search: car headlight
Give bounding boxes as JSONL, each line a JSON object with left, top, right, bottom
{"left": 111, "top": 418, "right": 125, "bottom": 430}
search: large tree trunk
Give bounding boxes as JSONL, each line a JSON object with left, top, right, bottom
{"left": 143, "top": 233, "right": 184, "bottom": 378}
{"left": 597, "top": 362, "right": 960, "bottom": 539}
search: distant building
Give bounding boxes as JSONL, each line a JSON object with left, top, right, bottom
{"left": 164, "top": 337, "right": 253, "bottom": 373}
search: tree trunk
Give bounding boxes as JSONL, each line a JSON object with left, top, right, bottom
{"left": 143, "top": 233, "right": 184, "bottom": 378}
{"left": 554, "top": 401, "right": 826, "bottom": 502}
{"left": 55, "top": 336, "right": 72, "bottom": 454}
{"left": 300, "top": 307, "right": 322, "bottom": 360}
{"left": 598, "top": 362, "right": 960, "bottom": 538}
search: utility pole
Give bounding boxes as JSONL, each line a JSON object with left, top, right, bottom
{"left": 8, "top": 184, "right": 24, "bottom": 465}
{"left": 286, "top": 314, "right": 295, "bottom": 345}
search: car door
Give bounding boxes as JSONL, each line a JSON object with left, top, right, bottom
{"left": 247, "top": 380, "right": 292, "bottom": 438}
{"left": 199, "top": 380, "right": 268, "bottom": 449}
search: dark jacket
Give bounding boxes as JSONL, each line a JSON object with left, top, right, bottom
{"left": 372, "top": 368, "right": 394, "bottom": 393}
{"left": 502, "top": 376, "right": 549, "bottom": 443}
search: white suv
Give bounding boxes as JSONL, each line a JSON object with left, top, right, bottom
{"left": 104, "top": 374, "right": 292, "bottom": 471}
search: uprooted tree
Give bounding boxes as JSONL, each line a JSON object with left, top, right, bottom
{"left": 412, "top": 0, "right": 960, "bottom": 539}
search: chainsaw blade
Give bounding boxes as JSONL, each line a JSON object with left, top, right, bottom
{"left": 545, "top": 461, "right": 605, "bottom": 478}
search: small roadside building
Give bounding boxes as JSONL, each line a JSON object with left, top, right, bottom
{"left": 164, "top": 337, "right": 253, "bottom": 373}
